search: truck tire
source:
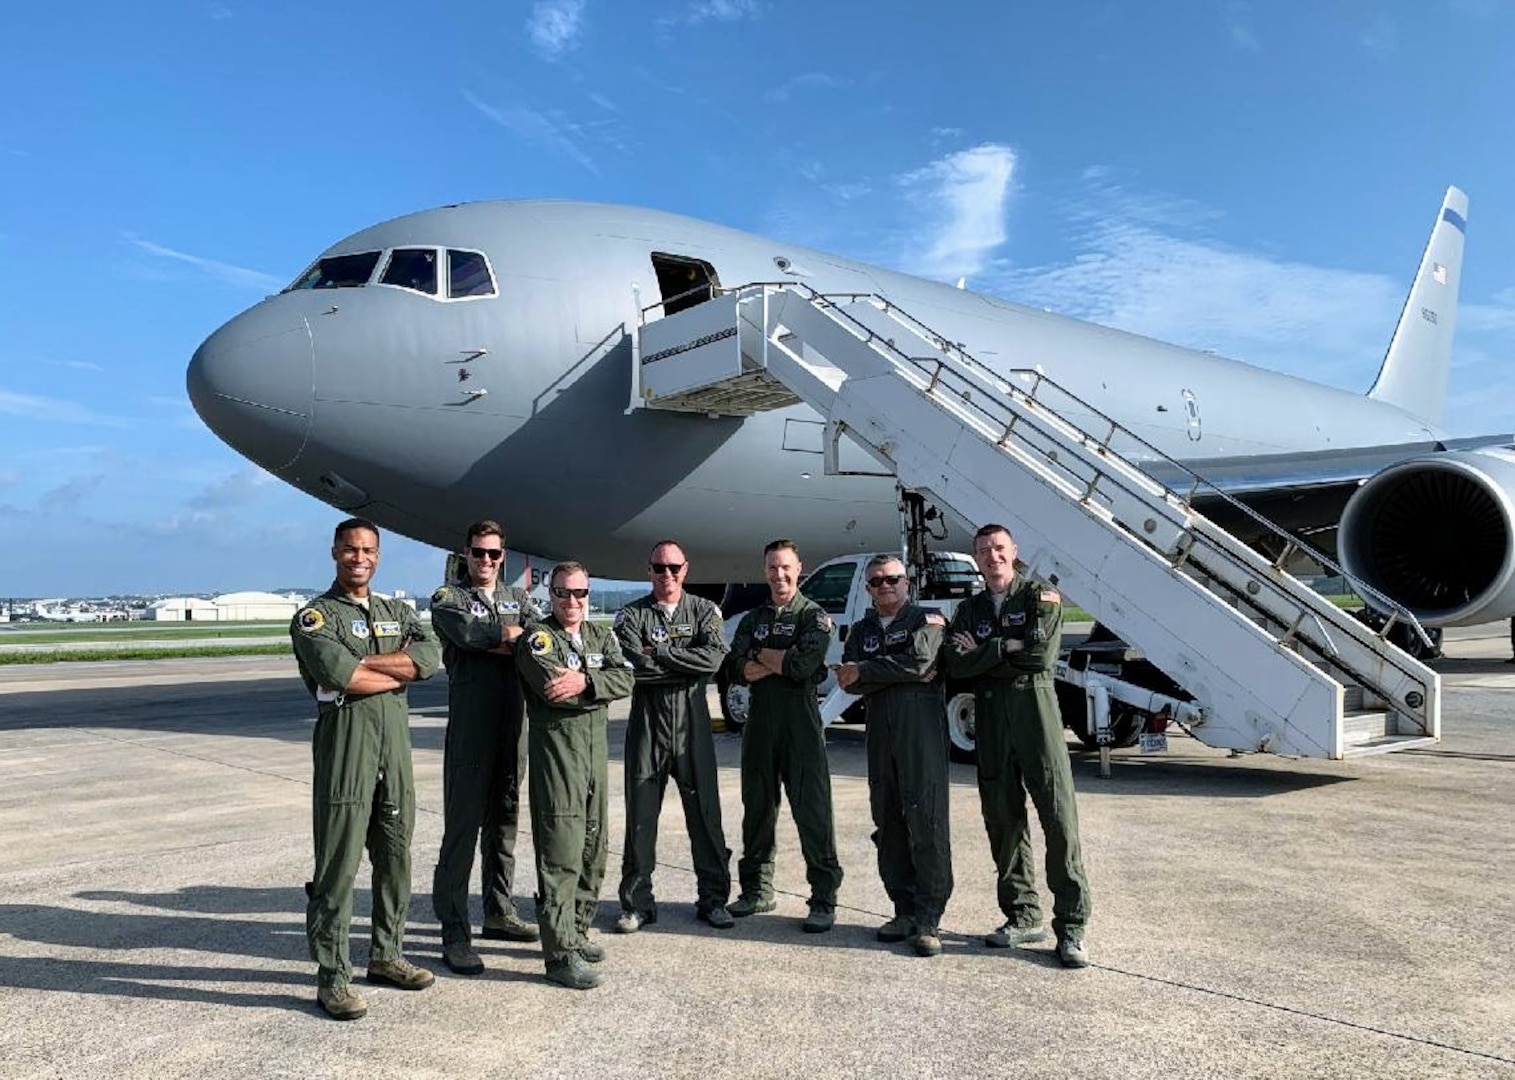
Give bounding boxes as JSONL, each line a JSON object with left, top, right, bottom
{"left": 945, "top": 690, "right": 977, "bottom": 764}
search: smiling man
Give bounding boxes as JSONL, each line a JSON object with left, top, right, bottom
{"left": 945, "top": 523, "right": 1092, "bottom": 968}
{"left": 289, "top": 518, "right": 442, "bottom": 1020}
{"left": 724, "top": 539, "right": 844, "bottom": 933}
{"left": 428, "top": 520, "right": 542, "bottom": 977}
{"left": 837, "top": 554, "right": 953, "bottom": 956}
{"left": 515, "top": 562, "right": 634, "bottom": 990}
{"left": 612, "top": 540, "right": 732, "bottom": 934}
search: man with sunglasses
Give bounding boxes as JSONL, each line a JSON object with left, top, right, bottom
{"left": 724, "top": 539, "right": 844, "bottom": 933}
{"left": 516, "top": 562, "right": 635, "bottom": 989}
{"left": 428, "top": 520, "right": 543, "bottom": 977}
{"left": 290, "top": 518, "right": 442, "bottom": 1020}
{"left": 836, "top": 555, "right": 953, "bottom": 957}
{"left": 611, "top": 541, "right": 733, "bottom": 934}
{"left": 945, "top": 524, "right": 1092, "bottom": 968}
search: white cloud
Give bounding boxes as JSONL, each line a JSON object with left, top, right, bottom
{"left": 898, "top": 143, "right": 1017, "bottom": 281}
{"left": 1224, "top": 2, "right": 1259, "bottom": 50}
{"left": 686, "top": 0, "right": 761, "bottom": 22}
{"left": 186, "top": 466, "right": 275, "bottom": 511}
{"left": 0, "top": 389, "right": 133, "bottom": 428}
{"left": 527, "top": 0, "right": 585, "bottom": 58}
{"left": 956, "top": 178, "right": 1515, "bottom": 435}
{"left": 127, "top": 236, "right": 284, "bottom": 292}
{"left": 764, "top": 72, "right": 847, "bottom": 104}
{"left": 45, "top": 358, "right": 106, "bottom": 373}
{"left": 463, "top": 90, "right": 599, "bottom": 174}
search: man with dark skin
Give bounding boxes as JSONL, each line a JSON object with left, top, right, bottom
{"left": 429, "top": 520, "right": 541, "bottom": 977}
{"left": 515, "top": 563, "right": 634, "bottom": 990}
{"left": 613, "top": 540, "right": 733, "bottom": 932}
{"left": 945, "top": 524, "right": 1092, "bottom": 968}
{"left": 290, "top": 518, "right": 442, "bottom": 1020}
{"left": 837, "top": 554, "right": 953, "bottom": 957}
{"left": 725, "top": 539, "right": 844, "bottom": 933}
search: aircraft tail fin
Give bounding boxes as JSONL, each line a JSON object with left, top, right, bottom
{"left": 1367, "top": 186, "right": 1468, "bottom": 426}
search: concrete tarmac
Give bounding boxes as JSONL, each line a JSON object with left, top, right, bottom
{"left": 1, "top": 628, "right": 1512, "bottom": 1079}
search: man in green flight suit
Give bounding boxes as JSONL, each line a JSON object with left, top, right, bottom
{"left": 724, "top": 539, "right": 844, "bottom": 933}
{"left": 612, "top": 539, "right": 733, "bottom": 933}
{"left": 429, "top": 519, "right": 542, "bottom": 977}
{"left": 945, "top": 523, "right": 1092, "bottom": 968}
{"left": 836, "top": 554, "right": 953, "bottom": 957}
{"left": 515, "top": 562, "right": 635, "bottom": 990}
{"left": 289, "top": 517, "right": 443, "bottom": 1021}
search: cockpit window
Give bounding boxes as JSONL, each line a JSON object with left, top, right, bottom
{"left": 379, "top": 248, "right": 438, "bottom": 295}
{"left": 287, "top": 251, "right": 381, "bottom": 291}
{"left": 448, "top": 249, "right": 496, "bottom": 299}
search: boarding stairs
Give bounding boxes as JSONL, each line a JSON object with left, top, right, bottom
{"left": 630, "top": 284, "right": 1440, "bottom": 759}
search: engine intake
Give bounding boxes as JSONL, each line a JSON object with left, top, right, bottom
{"left": 1339, "top": 448, "right": 1515, "bottom": 626}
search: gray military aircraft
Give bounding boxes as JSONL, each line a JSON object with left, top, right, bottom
{"left": 187, "top": 186, "right": 1515, "bottom": 629}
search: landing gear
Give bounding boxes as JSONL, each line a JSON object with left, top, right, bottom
{"left": 716, "top": 672, "right": 748, "bottom": 734}
{"left": 945, "top": 689, "right": 976, "bottom": 764}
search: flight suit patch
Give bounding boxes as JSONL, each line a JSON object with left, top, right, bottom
{"left": 1006, "top": 612, "right": 1026, "bottom": 626}
{"left": 527, "top": 629, "right": 553, "bottom": 656}
{"left": 566, "top": 652, "right": 583, "bottom": 670}
{"left": 816, "top": 613, "right": 834, "bottom": 633}
{"left": 586, "top": 653, "right": 604, "bottom": 669}
{"left": 651, "top": 625, "right": 670, "bottom": 644}
{"left": 297, "top": 608, "right": 324, "bottom": 633}
{"left": 885, "top": 628, "right": 908, "bottom": 645}
{"left": 469, "top": 601, "right": 490, "bottom": 617}
{"left": 351, "top": 619, "right": 369, "bottom": 637}
{"left": 975, "top": 620, "right": 993, "bottom": 639}
{"left": 374, "top": 621, "right": 402, "bottom": 636}
{"left": 754, "top": 622, "right": 770, "bottom": 641}
{"left": 501, "top": 600, "right": 520, "bottom": 613}
{"left": 863, "top": 635, "right": 881, "bottom": 654}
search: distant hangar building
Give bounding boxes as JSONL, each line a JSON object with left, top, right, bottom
{"left": 149, "top": 592, "right": 301, "bottom": 622}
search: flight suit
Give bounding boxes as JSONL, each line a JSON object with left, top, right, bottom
{"left": 945, "top": 577, "right": 1091, "bottom": 942}
{"left": 614, "top": 593, "right": 731, "bottom": 918}
{"left": 842, "top": 602, "right": 954, "bottom": 931}
{"left": 515, "top": 617, "right": 635, "bottom": 964}
{"left": 429, "top": 580, "right": 540, "bottom": 947}
{"left": 726, "top": 593, "right": 844, "bottom": 908}
{"left": 290, "top": 586, "right": 441, "bottom": 989}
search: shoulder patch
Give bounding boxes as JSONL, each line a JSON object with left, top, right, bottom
{"left": 924, "top": 612, "right": 947, "bottom": 626}
{"left": 817, "top": 612, "right": 834, "bottom": 633}
{"left": 1039, "top": 589, "right": 1061, "bottom": 604}
{"left": 527, "top": 629, "right": 553, "bottom": 656}
{"left": 431, "top": 586, "right": 450, "bottom": 605}
{"left": 614, "top": 608, "right": 628, "bottom": 626}
{"left": 297, "top": 608, "right": 324, "bottom": 634}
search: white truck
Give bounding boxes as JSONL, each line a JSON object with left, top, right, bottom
{"left": 714, "top": 551, "right": 1203, "bottom": 763}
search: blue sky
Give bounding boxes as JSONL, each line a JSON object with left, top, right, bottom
{"left": 4, "top": 0, "right": 1515, "bottom": 598}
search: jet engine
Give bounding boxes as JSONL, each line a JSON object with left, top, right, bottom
{"left": 1339, "top": 448, "right": 1515, "bottom": 627}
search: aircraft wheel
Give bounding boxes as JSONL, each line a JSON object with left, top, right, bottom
{"left": 946, "top": 691, "right": 977, "bottom": 764}
{"left": 718, "top": 678, "right": 749, "bottom": 735}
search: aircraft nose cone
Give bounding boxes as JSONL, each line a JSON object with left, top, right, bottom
{"left": 187, "top": 305, "right": 313, "bottom": 472}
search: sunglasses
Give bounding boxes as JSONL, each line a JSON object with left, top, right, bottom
{"left": 550, "top": 586, "right": 590, "bottom": 600}
{"left": 649, "top": 562, "right": 685, "bottom": 575}
{"left": 866, "top": 574, "right": 906, "bottom": 588}
{"left": 469, "top": 547, "right": 505, "bottom": 561}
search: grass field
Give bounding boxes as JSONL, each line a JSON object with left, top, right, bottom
{"left": 0, "top": 622, "right": 286, "bottom": 645}
{"left": 0, "top": 643, "right": 294, "bottom": 665}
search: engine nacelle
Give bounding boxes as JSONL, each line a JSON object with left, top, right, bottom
{"left": 1339, "top": 447, "right": 1515, "bottom": 627}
